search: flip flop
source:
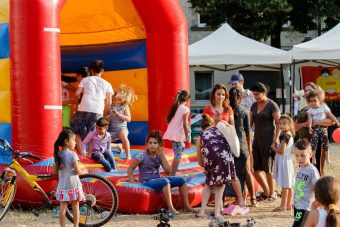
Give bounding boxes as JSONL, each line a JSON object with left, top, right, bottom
{"left": 238, "top": 206, "right": 250, "bottom": 215}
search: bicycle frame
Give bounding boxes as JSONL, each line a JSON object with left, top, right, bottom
{"left": 4, "top": 160, "right": 97, "bottom": 204}
{"left": 4, "top": 160, "right": 57, "bottom": 203}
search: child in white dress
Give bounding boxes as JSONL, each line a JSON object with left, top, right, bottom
{"left": 271, "top": 114, "right": 295, "bottom": 212}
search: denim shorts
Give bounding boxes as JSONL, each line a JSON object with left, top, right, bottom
{"left": 171, "top": 141, "right": 184, "bottom": 160}
{"left": 143, "top": 176, "right": 186, "bottom": 192}
{"left": 71, "top": 111, "right": 102, "bottom": 139}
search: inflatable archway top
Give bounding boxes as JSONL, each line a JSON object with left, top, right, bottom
{"left": 60, "top": 0, "right": 145, "bottom": 46}
{"left": 2, "top": 0, "right": 189, "bottom": 160}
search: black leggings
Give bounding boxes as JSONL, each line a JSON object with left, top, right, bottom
{"left": 315, "top": 137, "right": 323, "bottom": 174}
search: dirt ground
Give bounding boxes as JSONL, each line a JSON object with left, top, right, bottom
{"left": 1, "top": 143, "right": 339, "bottom": 227}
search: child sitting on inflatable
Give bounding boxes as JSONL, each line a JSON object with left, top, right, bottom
{"left": 81, "top": 117, "right": 116, "bottom": 172}
{"left": 127, "top": 130, "right": 195, "bottom": 215}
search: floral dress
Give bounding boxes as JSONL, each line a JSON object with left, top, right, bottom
{"left": 200, "top": 127, "right": 236, "bottom": 186}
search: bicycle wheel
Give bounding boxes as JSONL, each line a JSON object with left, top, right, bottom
{"left": 66, "top": 173, "right": 118, "bottom": 227}
{"left": 0, "top": 179, "right": 16, "bottom": 221}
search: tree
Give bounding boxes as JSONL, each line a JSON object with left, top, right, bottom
{"left": 189, "top": 0, "right": 291, "bottom": 48}
{"left": 289, "top": 0, "right": 340, "bottom": 35}
{"left": 189, "top": 0, "right": 340, "bottom": 48}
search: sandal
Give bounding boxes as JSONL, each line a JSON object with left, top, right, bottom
{"left": 250, "top": 198, "right": 257, "bottom": 207}
{"left": 256, "top": 192, "right": 269, "bottom": 201}
{"left": 267, "top": 193, "right": 277, "bottom": 202}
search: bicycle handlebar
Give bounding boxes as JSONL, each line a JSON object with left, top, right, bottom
{"left": 0, "top": 137, "right": 41, "bottom": 161}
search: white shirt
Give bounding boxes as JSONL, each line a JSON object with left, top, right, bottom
{"left": 307, "top": 104, "right": 330, "bottom": 121}
{"left": 78, "top": 76, "right": 113, "bottom": 114}
{"left": 316, "top": 208, "right": 327, "bottom": 227}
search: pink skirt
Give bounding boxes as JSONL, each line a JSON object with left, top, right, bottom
{"left": 56, "top": 187, "right": 86, "bottom": 202}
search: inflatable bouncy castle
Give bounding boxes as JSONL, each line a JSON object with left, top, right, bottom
{"left": 0, "top": 0, "right": 204, "bottom": 213}
{"left": 1, "top": 0, "right": 189, "bottom": 156}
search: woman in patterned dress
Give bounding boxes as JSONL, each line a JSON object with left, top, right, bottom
{"left": 196, "top": 114, "right": 243, "bottom": 219}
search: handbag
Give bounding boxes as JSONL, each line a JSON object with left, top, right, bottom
{"left": 216, "top": 121, "right": 240, "bottom": 158}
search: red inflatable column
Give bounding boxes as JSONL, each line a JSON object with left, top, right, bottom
{"left": 132, "top": 0, "right": 190, "bottom": 137}
{"left": 10, "top": 0, "right": 66, "bottom": 159}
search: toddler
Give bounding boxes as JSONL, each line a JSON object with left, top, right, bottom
{"left": 306, "top": 91, "right": 340, "bottom": 167}
{"left": 109, "top": 85, "right": 137, "bottom": 160}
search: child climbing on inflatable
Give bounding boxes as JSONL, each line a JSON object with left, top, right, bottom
{"left": 109, "top": 85, "right": 137, "bottom": 160}
{"left": 304, "top": 176, "right": 340, "bottom": 227}
{"left": 271, "top": 114, "right": 295, "bottom": 212}
{"left": 127, "top": 130, "right": 195, "bottom": 215}
{"left": 163, "top": 90, "right": 191, "bottom": 175}
{"left": 81, "top": 117, "right": 116, "bottom": 172}
{"left": 54, "top": 128, "right": 86, "bottom": 227}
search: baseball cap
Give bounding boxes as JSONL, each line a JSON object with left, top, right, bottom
{"left": 228, "top": 73, "right": 244, "bottom": 84}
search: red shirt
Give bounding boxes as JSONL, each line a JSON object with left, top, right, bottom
{"left": 203, "top": 105, "right": 233, "bottom": 123}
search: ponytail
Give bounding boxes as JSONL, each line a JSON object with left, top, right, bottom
{"left": 166, "top": 90, "right": 190, "bottom": 123}
{"left": 229, "top": 87, "right": 242, "bottom": 117}
{"left": 53, "top": 128, "right": 75, "bottom": 172}
{"left": 326, "top": 205, "right": 339, "bottom": 227}
{"left": 201, "top": 114, "right": 214, "bottom": 130}
{"left": 314, "top": 176, "right": 340, "bottom": 227}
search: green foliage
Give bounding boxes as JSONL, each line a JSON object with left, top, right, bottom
{"left": 189, "top": 0, "right": 291, "bottom": 43}
{"left": 189, "top": 0, "right": 340, "bottom": 47}
{"left": 289, "top": 0, "right": 340, "bottom": 34}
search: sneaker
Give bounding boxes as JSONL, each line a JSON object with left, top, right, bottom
{"left": 223, "top": 205, "right": 238, "bottom": 216}
{"left": 223, "top": 205, "right": 249, "bottom": 216}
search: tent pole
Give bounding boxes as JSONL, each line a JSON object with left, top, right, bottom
{"left": 280, "top": 64, "right": 285, "bottom": 113}
{"left": 291, "top": 61, "right": 296, "bottom": 115}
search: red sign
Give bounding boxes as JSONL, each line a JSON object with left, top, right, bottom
{"left": 301, "top": 66, "right": 340, "bottom": 101}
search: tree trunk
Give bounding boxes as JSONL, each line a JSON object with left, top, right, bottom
{"left": 270, "top": 20, "right": 283, "bottom": 48}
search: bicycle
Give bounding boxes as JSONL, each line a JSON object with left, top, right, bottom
{"left": 0, "top": 138, "right": 118, "bottom": 227}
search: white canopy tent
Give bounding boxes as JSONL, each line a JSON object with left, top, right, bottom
{"left": 292, "top": 23, "right": 340, "bottom": 64}
{"left": 188, "top": 23, "right": 292, "bottom": 113}
{"left": 189, "top": 23, "right": 292, "bottom": 67}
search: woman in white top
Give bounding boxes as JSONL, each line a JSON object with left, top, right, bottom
{"left": 71, "top": 60, "right": 114, "bottom": 152}
{"left": 305, "top": 176, "right": 340, "bottom": 227}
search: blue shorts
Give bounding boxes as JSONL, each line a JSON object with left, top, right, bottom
{"left": 143, "top": 176, "right": 186, "bottom": 192}
{"left": 71, "top": 111, "right": 102, "bottom": 139}
{"left": 171, "top": 141, "right": 184, "bottom": 160}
